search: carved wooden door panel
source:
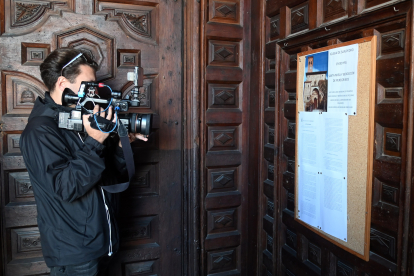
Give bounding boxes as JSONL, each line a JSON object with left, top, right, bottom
{"left": 258, "top": 0, "right": 413, "bottom": 275}
{"left": 0, "top": 1, "right": 182, "bottom": 275}
{"left": 197, "top": 0, "right": 255, "bottom": 275}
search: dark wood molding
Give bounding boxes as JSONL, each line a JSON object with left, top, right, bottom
{"left": 0, "top": 0, "right": 5, "bottom": 35}
{"left": 200, "top": 0, "right": 207, "bottom": 274}
{"left": 403, "top": 2, "right": 414, "bottom": 275}
{"left": 183, "top": 0, "right": 202, "bottom": 275}
{"left": 199, "top": 0, "right": 255, "bottom": 273}
{"left": 276, "top": 1, "right": 410, "bottom": 48}
{"left": 183, "top": 0, "right": 201, "bottom": 272}
{"left": 280, "top": 6, "right": 291, "bottom": 39}
{"left": 21, "top": 42, "right": 50, "bottom": 66}
{"left": 241, "top": 0, "right": 253, "bottom": 272}
{"left": 352, "top": 0, "right": 365, "bottom": 16}
{"left": 309, "top": 0, "right": 323, "bottom": 30}
{"left": 249, "top": 0, "right": 264, "bottom": 275}
{"left": 327, "top": 37, "right": 342, "bottom": 45}
{"left": 277, "top": 47, "right": 290, "bottom": 276}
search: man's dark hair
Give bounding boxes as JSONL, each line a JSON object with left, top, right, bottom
{"left": 40, "top": 48, "right": 98, "bottom": 92}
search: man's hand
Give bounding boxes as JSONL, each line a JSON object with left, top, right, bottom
{"left": 83, "top": 104, "right": 114, "bottom": 144}
{"left": 129, "top": 133, "right": 148, "bottom": 142}
{"left": 118, "top": 133, "right": 148, "bottom": 147}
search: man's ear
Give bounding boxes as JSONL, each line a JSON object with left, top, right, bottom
{"left": 50, "top": 76, "right": 69, "bottom": 105}
{"left": 55, "top": 76, "right": 68, "bottom": 93}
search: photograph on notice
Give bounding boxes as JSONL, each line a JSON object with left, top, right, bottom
{"left": 303, "top": 51, "right": 328, "bottom": 112}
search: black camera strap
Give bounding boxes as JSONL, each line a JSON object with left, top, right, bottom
{"left": 100, "top": 122, "right": 135, "bottom": 193}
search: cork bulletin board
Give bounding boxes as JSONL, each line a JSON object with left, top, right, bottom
{"left": 295, "top": 36, "right": 376, "bottom": 261}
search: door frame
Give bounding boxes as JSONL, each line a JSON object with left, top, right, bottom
{"left": 183, "top": 0, "right": 201, "bottom": 275}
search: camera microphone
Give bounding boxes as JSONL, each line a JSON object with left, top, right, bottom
{"left": 127, "top": 67, "right": 143, "bottom": 87}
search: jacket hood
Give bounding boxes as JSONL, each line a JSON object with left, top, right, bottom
{"left": 29, "top": 92, "right": 73, "bottom": 122}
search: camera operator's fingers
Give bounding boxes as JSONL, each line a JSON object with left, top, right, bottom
{"left": 82, "top": 112, "right": 92, "bottom": 127}
{"left": 131, "top": 133, "right": 148, "bottom": 142}
{"left": 83, "top": 112, "right": 110, "bottom": 144}
{"left": 106, "top": 106, "right": 113, "bottom": 121}
{"left": 99, "top": 107, "right": 105, "bottom": 117}
{"left": 93, "top": 104, "right": 100, "bottom": 116}
{"left": 119, "top": 133, "right": 147, "bottom": 147}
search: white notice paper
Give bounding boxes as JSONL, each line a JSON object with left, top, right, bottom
{"left": 320, "top": 113, "right": 348, "bottom": 240}
{"left": 298, "top": 112, "right": 319, "bottom": 167}
{"left": 298, "top": 112, "right": 320, "bottom": 227}
{"left": 298, "top": 112, "right": 348, "bottom": 241}
{"left": 327, "top": 44, "right": 358, "bottom": 115}
{"left": 298, "top": 164, "right": 320, "bottom": 227}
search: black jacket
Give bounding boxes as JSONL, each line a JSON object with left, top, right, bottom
{"left": 20, "top": 93, "right": 125, "bottom": 267}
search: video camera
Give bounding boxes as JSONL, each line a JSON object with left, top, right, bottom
{"left": 58, "top": 66, "right": 152, "bottom": 136}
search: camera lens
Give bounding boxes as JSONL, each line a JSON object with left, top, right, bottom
{"left": 120, "top": 113, "right": 152, "bottom": 135}
{"left": 118, "top": 113, "right": 152, "bottom": 135}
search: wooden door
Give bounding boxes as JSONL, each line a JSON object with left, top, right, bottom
{"left": 0, "top": 0, "right": 182, "bottom": 275}
{"left": 258, "top": 0, "right": 414, "bottom": 275}
{"left": 194, "top": 0, "right": 259, "bottom": 275}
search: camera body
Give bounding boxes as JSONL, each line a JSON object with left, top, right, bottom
{"left": 58, "top": 67, "right": 152, "bottom": 135}
{"left": 58, "top": 108, "right": 151, "bottom": 135}
{"left": 58, "top": 109, "right": 83, "bottom": 132}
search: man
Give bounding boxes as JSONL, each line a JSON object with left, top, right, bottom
{"left": 20, "top": 48, "right": 146, "bottom": 276}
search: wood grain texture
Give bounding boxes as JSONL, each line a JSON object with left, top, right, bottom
{"left": 309, "top": 0, "right": 323, "bottom": 30}
{"left": 2, "top": 0, "right": 75, "bottom": 36}
{"left": 280, "top": 6, "right": 291, "bottom": 39}
{"left": 0, "top": 0, "right": 183, "bottom": 275}
{"left": 200, "top": 0, "right": 254, "bottom": 274}
{"left": 183, "top": 0, "right": 202, "bottom": 273}
{"left": 291, "top": 2, "right": 309, "bottom": 34}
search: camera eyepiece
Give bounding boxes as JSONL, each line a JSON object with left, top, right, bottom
{"left": 62, "top": 88, "right": 79, "bottom": 106}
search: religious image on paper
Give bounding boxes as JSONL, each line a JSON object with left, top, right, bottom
{"left": 303, "top": 51, "right": 328, "bottom": 112}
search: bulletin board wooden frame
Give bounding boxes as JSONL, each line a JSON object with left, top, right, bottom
{"left": 295, "top": 36, "right": 376, "bottom": 261}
